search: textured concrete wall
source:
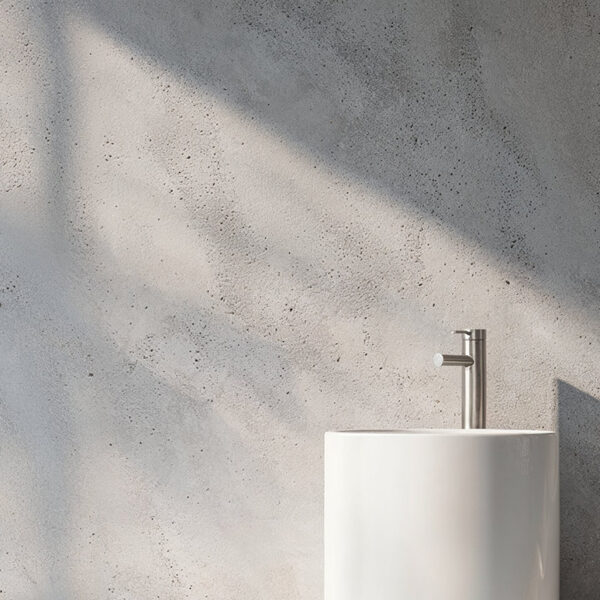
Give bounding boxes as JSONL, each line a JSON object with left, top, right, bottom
{"left": 1, "top": 1, "right": 599, "bottom": 598}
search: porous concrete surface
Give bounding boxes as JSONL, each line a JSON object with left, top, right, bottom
{"left": 0, "top": 1, "right": 598, "bottom": 598}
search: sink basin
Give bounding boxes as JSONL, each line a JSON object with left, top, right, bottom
{"left": 324, "top": 429, "right": 558, "bottom": 600}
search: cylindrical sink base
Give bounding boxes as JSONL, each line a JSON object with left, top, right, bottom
{"left": 324, "top": 430, "right": 559, "bottom": 600}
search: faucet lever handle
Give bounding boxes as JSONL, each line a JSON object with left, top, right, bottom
{"left": 451, "top": 329, "right": 486, "bottom": 340}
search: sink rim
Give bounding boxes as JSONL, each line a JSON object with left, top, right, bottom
{"left": 327, "top": 428, "right": 556, "bottom": 436}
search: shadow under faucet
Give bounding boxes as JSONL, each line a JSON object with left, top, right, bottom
{"left": 557, "top": 379, "right": 600, "bottom": 599}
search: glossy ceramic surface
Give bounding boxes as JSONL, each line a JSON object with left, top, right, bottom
{"left": 324, "top": 430, "right": 559, "bottom": 600}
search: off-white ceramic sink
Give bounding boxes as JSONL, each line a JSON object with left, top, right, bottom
{"left": 324, "top": 429, "right": 559, "bottom": 600}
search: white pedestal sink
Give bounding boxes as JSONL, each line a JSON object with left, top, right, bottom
{"left": 324, "top": 430, "right": 559, "bottom": 600}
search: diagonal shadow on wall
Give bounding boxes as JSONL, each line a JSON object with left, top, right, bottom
{"left": 558, "top": 380, "right": 600, "bottom": 599}
{"left": 70, "top": 0, "right": 600, "bottom": 324}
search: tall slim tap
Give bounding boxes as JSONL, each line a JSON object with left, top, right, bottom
{"left": 434, "top": 329, "right": 486, "bottom": 429}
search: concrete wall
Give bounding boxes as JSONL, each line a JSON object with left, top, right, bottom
{"left": 1, "top": 0, "right": 598, "bottom": 597}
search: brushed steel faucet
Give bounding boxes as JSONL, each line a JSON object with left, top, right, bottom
{"left": 433, "top": 329, "right": 486, "bottom": 429}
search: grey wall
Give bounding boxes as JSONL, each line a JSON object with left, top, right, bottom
{"left": 1, "top": 0, "right": 599, "bottom": 598}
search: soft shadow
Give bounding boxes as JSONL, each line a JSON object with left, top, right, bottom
{"left": 558, "top": 380, "right": 600, "bottom": 599}
{"left": 72, "top": 0, "right": 600, "bottom": 321}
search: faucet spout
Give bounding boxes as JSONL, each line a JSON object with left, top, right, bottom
{"left": 433, "top": 353, "right": 474, "bottom": 368}
{"left": 434, "top": 329, "right": 487, "bottom": 429}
